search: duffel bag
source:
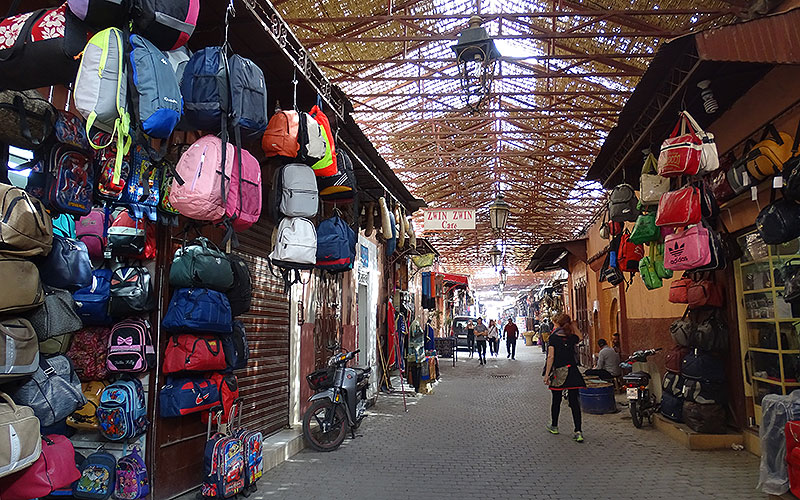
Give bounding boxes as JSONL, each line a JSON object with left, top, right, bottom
{"left": 72, "top": 269, "right": 113, "bottom": 326}
{"left": 657, "top": 113, "right": 702, "bottom": 177}
{"left": 664, "top": 344, "right": 690, "bottom": 373}
{"left": 0, "top": 318, "right": 39, "bottom": 381}
{"left": 681, "top": 349, "right": 725, "bottom": 383}
{"left": 169, "top": 237, "right": 234, "bottom": 291}
{"left": 162, "top": 288, "right": 233, "bottom": 335}
{"left": 670, "top": 310, "right": 692, "bottom": 347}
{"left": 756, "top": 198, "right": 800, "bottom": 245}
{"left": 9, "top": 355, "right": 85, "bottom": 428}
{"left": 66, "top": 381, "right": 107, "bottom": 430}
{"left": 68, "top": 0, "right": 130, "bottom": 29}
{"left": 226, "top": 255, "right": 252, "bottom": 317}
{"left": 0, "top": 392, "right": 41, "bottom": 478}
{"left": 689, "top": 312, "right": 729, "bottom": 351}
{"left": 683, "top": 401, "right": 727, "bottom": 434}
{"left": 37, "top": 236, "right": 92, "bottom": 291}
{"left": 106, "top": 318, "right": 155, "bottom": 373}
{"left": 23, "top": 286, "right": 82, "bottom": 341}
{"left": 159, "top": 376, "right": 220, "bottom": 417}
{"left": 67, "top": 327, "right": 111, "bottom": 381}
{"left": 0, "top": 257, "right": 44, "bottom": 314}
{"left": 222, "top": 321, "right": 249, "bottom": 372}
{"left": 0, "top": 4, "right": 90, "bottom": 91}
{"left": 662, "top": 372, "right": 685, "bottom": 398}
{"left": 664, "top": 225, "right": 711, "bottom": 271}
{"left": 132, "top": 0, "right": 199, "bottom": 51}
{"left": 0, "top": 90, "right": 56, "bottom": 150}
{"left": 669, "top": 274, "right": 692, "bottom": 304}
{"left": 687, "top": 277, "right": 724, "bottom": 309}
{"left": 655, "top": 185, "right": 702, "bottom": 228}
{"left": 163, "top": 334, "right": 226, "bottom": 373}
{"left": 660, "top": 391, "right": 684, "bottom": 422}
{"left": 682, "top": 377, "right": 725, "bottom": 405}
{"left": 0, "top": 434, "right": 80, "bottom": 500}
{"left": 0, "top": 184, "right": 53, "bottom": 258}
{"left": 109, "top": 266, "right": 155, "bottom": 317}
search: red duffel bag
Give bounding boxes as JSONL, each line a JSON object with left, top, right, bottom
{"left": 658, "top": 113, "right": 703, "bottom": 177}
{"left": 669, "top": 274, "right": 693, "bottom": 303}
{"left": 655, "top": 186, "right": 702, "bottom": 227}
{"left": 0, "top": 435, "right": 80, "bottom": 500}
{"left": 163, "top": 334, "right": 227, "bottom": 373}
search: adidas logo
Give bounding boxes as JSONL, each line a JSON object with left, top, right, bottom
{"left": 668, "top": 242, "right": 685, "bottom": 257}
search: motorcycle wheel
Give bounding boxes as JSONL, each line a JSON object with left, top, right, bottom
{"left": 630, "top": 401, "right": 643, "bottom": 428}
{"left": 303, "top": 399, "right": 348, "bottom": 452}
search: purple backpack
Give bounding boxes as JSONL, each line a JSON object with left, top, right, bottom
{"left": 76, "top": 208, "right": 107, "bottom": 260}
{"left": 114, "top": 448, "right": 149, "bottom": 500}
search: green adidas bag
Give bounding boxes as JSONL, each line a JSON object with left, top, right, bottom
{"left": 630, "top": 212, "right": 658, "bottom": 244}
{"left": 654, "top": 242, "right": 673, "bottom": 280}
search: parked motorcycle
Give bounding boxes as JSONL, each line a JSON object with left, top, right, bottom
{"left": 621, "top": 348, "right": 662, "bottom": 428}
{"left": 302, "top": 346, "right": 371, "bottom": 451}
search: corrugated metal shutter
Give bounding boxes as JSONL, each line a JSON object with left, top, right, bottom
{"left": 234, "top": 219, "right": 290, "bottom": 436}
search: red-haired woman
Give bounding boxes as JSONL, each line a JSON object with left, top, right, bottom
{"left": 543, "top": 313, "right": 586, "bottom": 442}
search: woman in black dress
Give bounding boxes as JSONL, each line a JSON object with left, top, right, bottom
{"left": 543, "top": 313, "right": 586, "bottom": 442}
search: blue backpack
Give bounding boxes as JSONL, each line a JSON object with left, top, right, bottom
{"left": 316, "top": 215, "right": 356, "bottom": 273}
{"left": 386, "top": 210, "right": 397, "bottom": 256}
{"left": 73, "top": 269, "right": 113, "bottom": 325}
{"left": 162, "top": 288, "right": 233, "bottom": 335}
{"left": 74, "top": 451, "right": 116, "bottom": 500}
{"left": 228, "top": 54, "right": 267, "bottom": 140}
{"left": 128, "top": 34, "right": 182, "bottom": 139}
{"left": 121, "top": 144, "right": 160, "bottom": 221}
{"left": 114, "top": 448, "right": 149, "bottom": 499}
{"left": 221, "top": 320, "right": 249, "bottom": 372}
{"left": 181, "top": 47, "right": 228, "bottom": 132}
{"left": 201, "top": 433, "right": 245, "bottom": 499}
{"left": 96, "top": 378, "right": 149, "bottom": 441}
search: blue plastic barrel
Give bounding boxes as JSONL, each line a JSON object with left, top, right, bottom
{"left": 579, "top": 384, "right": 617, "bottom": 414}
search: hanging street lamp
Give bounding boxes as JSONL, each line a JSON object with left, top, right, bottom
{"left": 489, "top": 245, "right": 501, "bottom": 268}
{"left": 499, "top": 268, "right": 508, "bottom": 286}
{"left": 489, "top": 193, "right": 510, "bottom": 232}
{"left": 451, "top": 15, "right": 501, "bottom": 110}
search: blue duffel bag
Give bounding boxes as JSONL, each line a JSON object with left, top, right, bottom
{"left": 162, "top": 288, "right": 232, "bottom": 334}
{"left": 660, "top": 391, "right": 684, "bottom": 422}
{"left": 159, "top": 376, "right": 221, "bottom": 417}
{"left": 72, "top": 269, "right": 113, "bottom": 325}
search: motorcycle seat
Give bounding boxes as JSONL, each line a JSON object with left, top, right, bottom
{"left": 354, "top": 366, "right": 371, "bottom": 382}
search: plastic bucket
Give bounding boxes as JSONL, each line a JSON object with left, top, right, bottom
{"left": 579, "top": 384, "right": 616, "bottom": 414}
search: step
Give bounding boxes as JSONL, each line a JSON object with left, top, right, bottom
{"left": 260, "top": 427, "right": 305, "bottom": 471}
{"left": 653, "top": 414, "right": 744, "bottom": 450}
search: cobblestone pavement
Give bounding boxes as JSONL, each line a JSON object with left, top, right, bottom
{"left": 256, "top": 344, "right": 763, "bottom": 500}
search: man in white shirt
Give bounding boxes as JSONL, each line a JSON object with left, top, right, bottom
{"left": 584, "top": 339, "right": 622, "bottom": 380}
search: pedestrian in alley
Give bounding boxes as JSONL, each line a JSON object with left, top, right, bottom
{"left": 504, "top": 317, "right": 519, "bottom": 359}
{"left": 474, "top": 317, "right": 488, "bottom": 365}
{"left": 539, "top": 317, "right": 552, "bottom": 353}
{"left": 543, "top": 313, "right": 586, "bottom": 442}
{"left": 487, "top": 319, "right": 499, "bottom": 357}
{"left": 467, "top": 319, "right": 475, "bottom": 358}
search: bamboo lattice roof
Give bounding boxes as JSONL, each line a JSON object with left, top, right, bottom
{"left": 275, "top": 0, "right": 742, "bottom": 279}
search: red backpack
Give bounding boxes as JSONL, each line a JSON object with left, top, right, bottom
{"left": 618, "top": 231, "right": 644, "bottom": 273}
{"left": 309, "top": 105, "right": 337, "bottom": 177}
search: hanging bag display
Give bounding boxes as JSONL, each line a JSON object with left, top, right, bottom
{"left": 669, "top": 308, "right": 693, "bottom": 347}
{"left": 222, "top": 146, "right": 262, "bottom": 232}
{"left": 608, "top": 183, "right": 639, "bottom": 222}
{"left": 617, "top": 231, "right": 644, "bottom": 273}
{"left": 297, "top": 113, "right": 326, "bottom": 165}
{"left": 169, "top": 237, "right": 234, "bottom": 291}
{"left": 222, "top": 321, "right": 249, "bottom": 372}
{"left": 638, "top": 245, "right": 662, "bottom": 290}
{"left": 159, "top": 376, "right": 220, "bottom": 417}
{"left": 316, "top": 215, "right": 357, "bottom": 273}
{"left": 746, "top": 124, "right": 794, "bottom": 181}
{"left": 162, "top": 334, "right": 227, "bottom": 373}
{"left": 272, "top": 163, "right": 319, "bottom": 219}
{"left": 664, "top": 225, "right": 712, "bottom": 271}
{"left": 0, "top": 184, "right": 53, "bottom": 258}
{"left": 629, "top": 212, "right": 659, "bottom": 245}
{"left": 269, "top": 217, "right": 317, "bottom": 270}
{"left": 653, "top": 242, "right": 673, "bottom": 280}
{"left": 655, "top": 185, "right": 702, "bottom": 228}
{"left": 669, "top": 274, "right": 693, "bottom": 303}
{"left": 107, "top": 210, "right": 156, "bottom": 259}
{"left": 682, "top": 111, "right": 719, "bottom": 174}
{"left": 0, "top": 90, "right": 56, "bottom": 150}
{"left": 657, "top": 113, "right": 703, "bottom": 177}
{"left": 162, "top": 288, "right": 233, "bottom": 335}
{"left": 640, "top": 151, "right": 670, "bottom": 205}
{"left": 318, "top": 149, "right": 357, "bottom": 201}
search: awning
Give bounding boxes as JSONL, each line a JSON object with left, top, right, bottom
{"left": 436, "top": 272, "right": 469, "bottom": 287}
{"left": 526, "top": 238, "right": 588, "bottom": 273}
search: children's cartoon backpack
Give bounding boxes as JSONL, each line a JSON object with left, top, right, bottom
{"left": 114, "top": 448, "right": 149, "bottom": 500}
{"left": 96, "top": 378, "right": 149, "bottom": 441}
{"left": 122, "top": 144, "right": 160, "bottom": 222}
{"left": 73, "top": 451, "right": 116, "bottom": 500}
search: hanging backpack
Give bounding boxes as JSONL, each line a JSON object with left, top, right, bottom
{"left": 45, "top": 145, "right": 94, "bottom": 217}
{"left": 107, "top": 210, "right": 156, "bottom": 260}
{"left": 223, "top": 147, "right": 261, "bottom": 232}
{"left": 73, "top": 269, "right": 113, "bottom": 326}
{"left": 0, "top": 183, "right": 54, "bottom": 258}
{"left": 37, "top": 236, "right": 93, "bottom": 291}
{"left": 162, "top": 288, "right": 233, "bottom": 335}
{"left": 318, "top": 149, "right": 357, "bottom": 201}
{"left": 128, "top": 34, "right": 183, "bottom": 139}
{"left": 269, "top": 217, "right": 317, "bottom": 270}
{"left": 222, "top": 321, "right": 249, "bottom": 372}
{"left": 106, "top": 318, "right": 155, "bottom": 373}
{"left": 308, "top": 104, "right": 337, "bottom": 177}
{"left": 617, "top": 231, "right": 644, "bottom": 273}
{"left": 109, "top": 267, "right": 155, "bottom": 317}
{"left": 162, "top": 334, "right": 227, "bottom": 373}
{"left": 171, "top": 135, "right": 235, "bottom": 221}
{"left": 316, "top": 215, "right": 356, "bottom": 273}
{"left": 297, "top": 112, "right": 326, "bottom": 164}
{"left": 159, "top": 376, "right": 220, "bottom": 417}
{"left": 0, "top": 318, "right": 39, "bottom": 381}
{"left": 271, "top": 163, "right": 319, "bottom": 219}
{"left": 73, "top": 451, "right": 116, "bottom": 500}
{"left": 76, "top": 208, "right": 107, "bottom": 260}
{"left": 201, "top": 432, "right": 245, "bottom": 499}
{"left": 262, "top": 109, "right": 300, "bottom": 158}
{"left": 67, "top": 328, "right": 112, "bottom": 382}
{"left": 0, "top": 89, "right": 56, "bottom": 150}
{"left": 67, "top": 0, "right": 130, "bottom": 29}
{"left": 608, "top": 184, "right": 639, "bottom": 222}
{"left": 9, "top": 355, "right": 86, "bottom": 428}
{"left": 114, "top": 447, "right": 148, "bottom": 500}
{"left": 169, "top": 237, "right": 234, "bottom": 291}
{"left": 122, "top": 145, "right": 161, "bottom": 222}
{"left": 0, "top": 257, "right": 44, "bottom": 314}
{"left": 226, "top": 255, "right": 252, "bottom": 317}
{"left": 181, "top": 47, "right": 228, "bottom": 132}
{"left": 74, "top": 28, "right": 131, "bottom": 188}
{"left": 93, "top": 132, "right": 131, "bottom": 203}
{"left": 96, "top": 378, "right": 148, "bottom": 441}
{"left": 228, "top": 54, "right": 267, "bottom": 139}
{"left": 131, "top": 0, "right": 199, "bottom": 51}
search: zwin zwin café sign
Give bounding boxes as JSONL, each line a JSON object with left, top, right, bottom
{"left": 423, "top": 209, "right": 476, "bottom": 230}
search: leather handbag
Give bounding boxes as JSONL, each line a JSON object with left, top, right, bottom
{"left": 655, "top": 185, "right": 702, "bottom": 227}
{"left": 683, "top": 111, "right": 719, "bottom": 174}
{"left": 687, "top": 275, "right": 725, "bottom": 309}
{"left": 169, "top": 237, "right": 234, "bottom": 292}
{"left": 639, "top": 152, "right": 670, "bottom": 205}
{"left": 746, "top": 124, "right": 794, "bottom": 181}
{"left": 162, "top": 334, "right": 227, "bottom": 373}
{"left": 658, "top": 113, "right": 703, "bottom": 177}
{"left": 37, "top": 236, "right": 92, "bottom": 292}
{"left": 629, "top": 212, "right": 659, "bottom": 244}
{"left": 664, "top": 225, "right": 712, "bottom": 271}
{"left": 757, "top": 196, "right": 800, "bottom": 245}
{"left": 22, "top": 285, "right": 82, "bottom": 341}
{"left": 669, "top": 274, "right": 693, "bottom": 303}
{"left": 0, "top": 435, "right": 80, "bottom": 500}
{"left": 0, "top": 90, "right": 56, "bottom": 151}
{"left": 0, "top": 4, "right": 91, "bottom": 91}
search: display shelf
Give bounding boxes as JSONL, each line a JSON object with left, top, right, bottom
{"left": 752, "top": 376, "right": 784, "bottom": 386}
{"left": 747, "top": 347, "right": 800, "bottom": 354}
{"left": 743, "top": 288, "right": 775, "bottom": 295}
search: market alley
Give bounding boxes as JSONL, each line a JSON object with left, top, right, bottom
{"left": 256, "top": 344, "right": 762, "bottom": 500}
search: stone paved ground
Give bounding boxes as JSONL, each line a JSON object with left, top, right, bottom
{"left": 255, "top": 344, "right": 764, "bottom": 500}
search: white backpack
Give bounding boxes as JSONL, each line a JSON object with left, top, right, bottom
{"left": 269, "top": 217, "right": 317, "bottom": 291}
{"left": 300, "top": 113, "right": 325, "bottom": 163}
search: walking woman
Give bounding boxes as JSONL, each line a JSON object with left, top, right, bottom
{"left": 466, "top": 320, "right": 475, "bottom": 357}
{"left": 487, "top": 319, "right": 499, "bottom": 357}
{"left": 543, "top": 313, "right": 586, "bottom": 442}
{"left": 474, "top": 318, "right": 488, "bottom": 365}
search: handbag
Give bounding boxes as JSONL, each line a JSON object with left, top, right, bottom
{"left": 0, "top": 4, "right": 91, "bottom": 91}
{"left": 658, "top": 113, "right": 703, "bottom": 177}
{"left": 550, "top": 366, "right": 569, "bottom": 387}
{"left": 669, "top": 274, "right": 693, "bottom": 304}
{"left": 683, "top": 111, "right": 719, "bottom": 174}
{"left": 694, "top": 224, "right": 726, "bottom": 272}
{"left": 638, "top": 245, "right": 662, "bottom": 290}
{"left": 0, "top": 90, "right": 56, "bottom": 151}
{"left": 0, "top": 435, "right": 80, "bottom": 500}
{"left": 746, "top": 124, "right": 794, "bottom": 181}
{"left": 664, "top": 225, "right": 712, "bottom": 271}
{"left": 169, "top": 237, "right": 234, "bottom": 292}
{"left": 653, "top": 242, "right": 673, "bottom": 280}
{"left": 756, "top": 192, "right": 800, "bottom": 245}
{"left": 629, "top": 212, "right": 659, "bottom": 244}
{"left": 639, "top": 152, "right": 670, "bottom": 205}
{"left": 706, "top": 152, "right": 737, "bottom": 203}
{"left": 670, "top": 308, "right": 692, "bottom": 346}
{"left": 22, "top": 285, "right": 82, "bottom": 341}
{"left": 655, "top": 185, "right": 702, "bottom": 227}
{"left": 37, "top": 236, "right": 93, "bottom": 292}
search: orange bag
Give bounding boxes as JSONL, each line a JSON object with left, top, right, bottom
{"left": 261, "top": 110, "right": 300, "bottom": 158}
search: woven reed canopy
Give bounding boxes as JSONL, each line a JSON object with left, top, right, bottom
{"left": 277, "top": 0, "right": 742, "bottom": 278}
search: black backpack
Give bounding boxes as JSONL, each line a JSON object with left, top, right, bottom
{"left": 318, "top": 149, "right": 357, "bottom": 202}
{"left": 226, "top": 255, "right": 252, "bottom": 317}
{"left": 222, "top": 320, "right": 250, "bottom": 372}
{"left": 109, "top": 266, "right": 155, "bottom": 317}
{"left": 608, "top": 184, "right": 639, "bottom": 222}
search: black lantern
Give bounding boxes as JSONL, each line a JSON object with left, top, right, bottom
{"left": 499, "top": 268, "right": 508, "bottom": 286}
{"left": 451, "top": 15, "right": 500, "bottom": 110}
{"left": 489, "top": 245, "right": 501, "bottom": 268}
{"left": 489, "top": 193, "right": 510, "bottom": 232}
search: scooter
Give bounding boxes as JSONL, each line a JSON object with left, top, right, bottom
{"left": 621, "top": 348, "right": 662, "bottom": 428}
{"left": 302, "top": 345, "right": 372, "bottom": 451}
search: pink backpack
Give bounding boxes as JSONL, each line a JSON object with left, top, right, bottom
{"left": 223, "top": 148, "right": 262, "bottom": 231}
{"left": 664, "top": 225, "right": 711, "bottom": 271}
{"left": 76, "top": 208, "right": 107, "bottom": 260}
{"left": 171, "top": 136, "right": 235, "bottom": 221}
